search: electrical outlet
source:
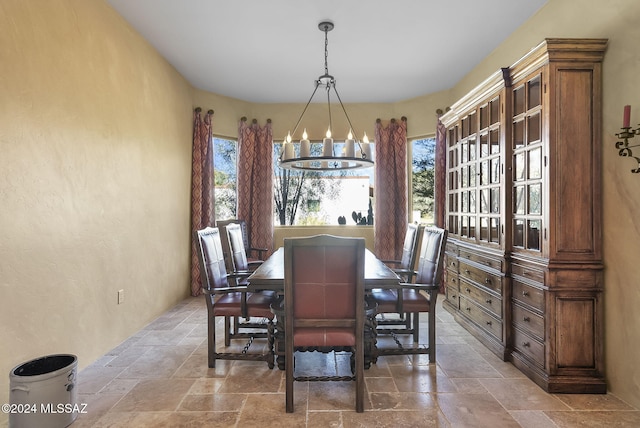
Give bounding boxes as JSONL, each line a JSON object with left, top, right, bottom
{"left": 117, "top": 289, "right": 124, "bottom": 304}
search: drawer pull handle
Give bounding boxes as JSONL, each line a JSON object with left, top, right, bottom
{"left": 486, "top": 320, "right": 492, "bottom": 326}
{"left": 451, "top": 294, "right": 456, "bottom": 299}
{"left": 485, "top": 299, "right": 492, "bottom": 304}
{"left": 522, "top": 291, "right": 529, "bottom": 297}
{"left": 465, "top": 288, "right": 471, "bottom": 293}
{"left": 485, "top": 278, "right": 492, "bottom": 284}
{"left": 523, "top": 271, "right": 529, "bottom": 276}
{"left": 522, "top": 342, "right": 530, "bottom": 348}
{"left": 466, "top": 307, "right": 471, "bottom": 312}
{"left": 464, "top": 269, "right": 471, "bottom": 274}
{"left": 523, "top": 316, "right": 530, "bottom": 322}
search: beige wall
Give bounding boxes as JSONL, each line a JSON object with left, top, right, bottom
{"left": 0, "top": 0, "right": 194, "bottom": 412}
{"left": 2, "top": 0, "right": 639, "bottom": 418}
{"left": 192, "top": 85, "right": 451, "bottom": 141}
{"left": 452, "top": 0, "right": 640, "bottom": 408}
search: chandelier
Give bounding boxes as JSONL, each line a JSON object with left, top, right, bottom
{"left": 279, "top": 21, "right": 374, "bottom": 171}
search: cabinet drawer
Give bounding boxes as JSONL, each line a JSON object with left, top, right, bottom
{"left": 513, "top": 327, "right": 545, "bottom": 369}
{"left": 459, "top": 249, "right": 503, "bottom": 272}
{"left": 460, "top": 296, "right": 503, "bottom": 341}
{"left": 459, "top": 261, "right": 503, "bottom": 294}
{"left": 512, "top": 304, "right": 544, "bottom": 340}
{"left": 445, "top": 255, "right": 459, "bottom": 272}
{"left": 512, "top": 280, "right": 545, "bottom": 311}
{"left": 445, "top": 242, "right": 458, "bottom": 254}
{"left": 445, "top": 286, "right": 459, "bottom": 307}
{"left": 445, "top": 271, "right": 459, "bottom": 289}
{"left": 459, "top": 279, "right": 502, "bottom": 317}
{"left": 511, "top": 263, "right": 544, "bottom": 284}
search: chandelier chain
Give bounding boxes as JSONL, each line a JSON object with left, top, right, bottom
{"left": 324, "top": 24, "right": 329, "bottom": 76}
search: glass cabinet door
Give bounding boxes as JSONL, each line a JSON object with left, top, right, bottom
{"left": 446, "top": 94, "right": 503, "bottom": 248}
{"left": 511, "top": 73, "right": 543, "bottom": 252}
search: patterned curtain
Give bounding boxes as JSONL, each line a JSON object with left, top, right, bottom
{"left": 190, "top": 108, "right": 215, "bottom": 296}
{"left": 434, "top": 112, "right": 447, "bottom": 229}
{"left": 374, "top": 117, "right": 408, "bottom": 261}
{"left": 237, "top": 118, "right": 274, "bottom": 257}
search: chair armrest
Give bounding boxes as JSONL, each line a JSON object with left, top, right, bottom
{"left": 249, "top": 247, "right": 267, "bottom": 259}
{"left": 226, "top": 271, "right": 252, "bottom": 279}
{"left": 399, "top": 282, "right": 439, "bottom": 292}
{"left": 381, "top": 259, "right": 401, "bottom": 265}
{"left": 203, "top": 285, "right": 249, "bottom": 294}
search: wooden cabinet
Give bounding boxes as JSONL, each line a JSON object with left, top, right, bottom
{"left": 442, "top": 39, "right": 607, "bottom": 393}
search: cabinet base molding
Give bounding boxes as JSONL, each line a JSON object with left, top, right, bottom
{"left": 510, "top": 352, "right": 607, "bottom": 394}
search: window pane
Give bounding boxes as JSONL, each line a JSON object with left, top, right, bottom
{"left": 514, "top": 186, "right": 525, "bottom": 214}
{"left": 213, "top": 137, "right": 237, "bottom": 220}
{"left": 529, "top": 147, "right": 541, "bottom": 179}
{"left": 529, "top": 184, "right": 541, "bottom": 214}
{"left": 528, "top": 220, "right": 541, "bottom": 250}
{"left": 411, "top": 138, "right": 436, "bottom": 224}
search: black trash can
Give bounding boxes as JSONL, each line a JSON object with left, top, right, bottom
{"left": 9, "top": 354, "right": 78, "bottom": 428}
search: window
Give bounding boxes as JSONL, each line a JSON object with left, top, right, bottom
{"left": 273, "top": 142, "right": 375, "bottom": 226}
{"left": 411, "top": 137, "right": 436, "bottom": 224}
{"left": 213, "top": 137, "right": 237, "bottom": 220}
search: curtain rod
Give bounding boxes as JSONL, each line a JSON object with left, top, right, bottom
{"left": 194, "top": 107, "right": 214, "bottom": 114}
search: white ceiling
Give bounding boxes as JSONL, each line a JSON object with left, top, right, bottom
{"left": 106, "top": 0, "right": 548, "bottom": 104}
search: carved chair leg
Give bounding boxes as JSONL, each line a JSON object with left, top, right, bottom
{"left": 208, "top": 314, "right": 216, "bottom": 368}
{"left": 224, "top": 316, "right": 231, "bottom": 346}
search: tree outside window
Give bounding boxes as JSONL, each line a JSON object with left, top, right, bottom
{"left": 412, "top": 137, "right": 436, "bottom": 224}
{"left": 213, "top": 137, "right": 237, "bottom": 220}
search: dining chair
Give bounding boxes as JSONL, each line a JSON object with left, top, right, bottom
{"left": 216, "top": 218, "right": 267, "bottom": 262}
{"left": 194, "top": 227, "right": 275, "bottom": 368}
{"left": 380, "top": 223, "right": 423, "bottom": 283}
{"left": 376, "top": 223, "right": 423, "bottom": 332}
{"left": 371, "top": 226, "right": 448, "bottom": 363}
{"left": 284, "top": 235, "right": 365, "bottom": 413}
{"left": 223, "top": 222, "right": 263, "bottom": 273}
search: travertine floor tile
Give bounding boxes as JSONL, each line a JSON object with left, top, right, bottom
{"left": 69, "top": 295, "right": 639, "bottom": 427}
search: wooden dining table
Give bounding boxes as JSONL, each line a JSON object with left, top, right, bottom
{"left": 247, "top": 247, "right": 401, "bottom": 370}
{"left": 247, "top": 247, "right": 401, "bottom": 291}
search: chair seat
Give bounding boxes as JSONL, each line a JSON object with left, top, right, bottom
{"left": 371, "top": 288, "right": 430, "bottom": 313}
{"left": 294, "top": 328, "right": 355, "bottom": 347}
{"left": 214, "top": 292, "right": 276, "bottom": 319}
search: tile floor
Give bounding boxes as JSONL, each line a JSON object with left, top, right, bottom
{"left": 47, "top": 296, "right": 640, "bottom": 427}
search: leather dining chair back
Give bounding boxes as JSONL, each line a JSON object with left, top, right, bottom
{"left": 224, "top": 222, "right": 263, "bottom": 273}
{"left": 381, "top": 223, "right": 423, "bottom": 282}
{"left": 216, "top": 218, "right": 267, "bottom": 262}
{"left": 284, "top": 234, "right": 365, "bottom": 413}
{"left": 372, "top": 226, "right": 448, "bottom": 363}
{"left": 195, "top": 227, "right": 275, "bottom": 369}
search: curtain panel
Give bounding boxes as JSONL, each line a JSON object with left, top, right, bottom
{"left": 237, "top": 118, "right": 274, "bottom": 257}
{"left": 190, "top": 108, "right": 215, "bottom": 297}
{"left": 374, "top": 117, "right": 408, "bottom": 261}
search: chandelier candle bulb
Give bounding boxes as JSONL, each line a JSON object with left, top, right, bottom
{"left": 624, "top": 105, "right": 631, "bottom": 128}
{"left": 345, "top": 131, "right": 355, "bottom": 157}
{"left": 300, "top": 129, "right": 310, "bottom": 158}
{"left": 283, "top": 133, "right": 294, "bottom": 160}
{"left": 361, "top": 133, "right": 371, "bottom": 160}
{"left": 323, "top": 129, "right": 333, "bottom": 156}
